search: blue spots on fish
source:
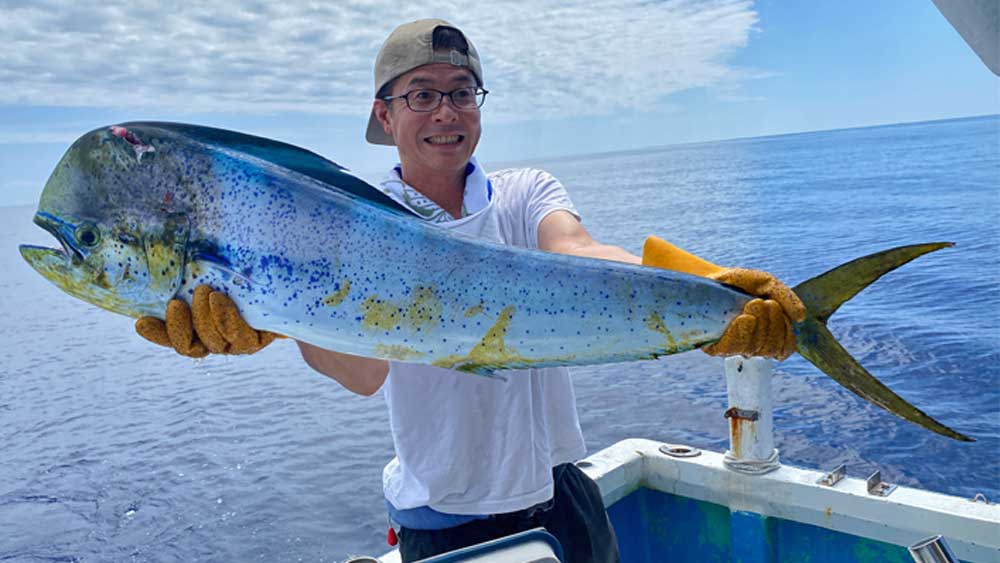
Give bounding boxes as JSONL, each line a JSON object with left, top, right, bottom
{"left": 258, "top": 254, "right": 296, "bottom": 283}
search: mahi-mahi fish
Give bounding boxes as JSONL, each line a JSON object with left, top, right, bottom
{"left": 18, "top": 122, "right": 971, "bottom": 441}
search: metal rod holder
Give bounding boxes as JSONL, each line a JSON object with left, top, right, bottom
{"left": 722, "top": 357, "right": 781, "bottom": 475}
{"left": 909, "top": 535, "right": 959, "bottom": 563}
{"left": 866, "top": 470, "right": 897, "bottom": 497}
{"left": 817, "top": 463, "right": 846, "bottom": 487}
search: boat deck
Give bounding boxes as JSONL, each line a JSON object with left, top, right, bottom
{"left": 585, "top": 438, "right": 999, "bottom": 563}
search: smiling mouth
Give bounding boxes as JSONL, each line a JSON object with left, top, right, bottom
{"left": 425, "top": 134, "right": 464, "bottom": 145}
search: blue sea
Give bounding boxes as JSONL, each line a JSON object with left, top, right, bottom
{"left": 2, "top": 115, "right": 998, "bottom": 561}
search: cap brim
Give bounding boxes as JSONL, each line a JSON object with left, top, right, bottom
{"left": 366, "top": 109, "right": 396, "bottom": 146}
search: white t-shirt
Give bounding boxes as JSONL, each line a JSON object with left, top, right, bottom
{"left": 380, "top": 166, "right": 588, "bottom": 515}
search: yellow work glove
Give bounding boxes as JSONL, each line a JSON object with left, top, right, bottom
{"left": 642, "top": 236, "right": 806, "bottom": 360}
{"left": 135, "top": 285, "right": 282, "bottom": 358}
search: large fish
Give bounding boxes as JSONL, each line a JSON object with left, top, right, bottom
{"left": 19, "top": 122, "right": 971, "bottom": 441}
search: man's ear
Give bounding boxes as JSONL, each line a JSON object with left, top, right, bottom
{"left": 373, "top": 100, "right": 394, "bottom": 138}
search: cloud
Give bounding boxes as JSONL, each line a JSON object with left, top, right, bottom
{"left": 1, "top": 0, "right": 758, "bottom": 121}
{"left": 708, "top": 68, "right": 778, "bottom": 102}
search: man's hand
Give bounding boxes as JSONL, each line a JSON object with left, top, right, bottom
{"left": 135, "top": 285, "right": 281, "bottom": 358}
{"left": 642, "top": 236, "right": 805, "bottom": 360}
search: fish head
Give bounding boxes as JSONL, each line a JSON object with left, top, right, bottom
{"left": 19, "top": 124, "right": 191, "bottom": 319}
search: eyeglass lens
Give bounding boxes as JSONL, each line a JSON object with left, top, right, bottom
{"left": 407, "top": 88, "right": 485, "bottom": 111}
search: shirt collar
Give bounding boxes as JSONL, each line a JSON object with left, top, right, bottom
{"left": 383, "top": 157, "right": 492, "bottom": 222}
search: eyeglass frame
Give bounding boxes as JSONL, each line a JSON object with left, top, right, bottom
{"left": 381, "top": 86, "right": 489, "bottom": 112}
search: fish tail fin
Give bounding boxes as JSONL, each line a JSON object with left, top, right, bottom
{"left": 792, "top": 242, "right": 974, "bottom": 442}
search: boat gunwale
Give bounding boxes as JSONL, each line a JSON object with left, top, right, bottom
{"left": 578, "top": 438, "right": 999, "bottom": 562}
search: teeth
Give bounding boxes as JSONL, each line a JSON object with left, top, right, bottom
{"left": 427, "top": 135, "right": 460, "bottom": 145}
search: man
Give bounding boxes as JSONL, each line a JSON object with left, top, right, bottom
{"left": 137, "top": 19, "right": 804, "bottom": 562}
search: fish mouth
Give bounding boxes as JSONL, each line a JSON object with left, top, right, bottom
{"left": 19, "top": 243, "right": 75, "bottom": 284}
{"left": 19, "top": 242, "right": 139, "bottom": 318}
{"left": 20, "top": 211, "right": 84, "bottom": 289}
{"left": 30, "top": 212, "right": 82, "bottom": 262}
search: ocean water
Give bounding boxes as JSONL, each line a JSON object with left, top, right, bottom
{"left": 2, "top": 115, "right": 998, "bottom": 561}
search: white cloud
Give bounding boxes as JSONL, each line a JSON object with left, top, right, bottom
{"left": 1, "top": 0, "right": 758, "bottom": 121}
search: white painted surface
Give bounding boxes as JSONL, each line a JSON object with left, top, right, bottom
{"left": 724, "top": 356, "right": 777, "bottom": 464}
{"left": 382, "top": 438, "right": 999, "bottom": 561}
{"left": 576, "top": 439, "right": 1000, "bottom": 563}
{"left": 379, "top": 549, "right": 402, "bottom": 563}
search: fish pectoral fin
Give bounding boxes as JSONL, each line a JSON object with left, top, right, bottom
{"left": 192, "top": 252, "right": 263, "bottom": 288}
{"left": 452, "top": 362, "right": 509, "bottom": 382}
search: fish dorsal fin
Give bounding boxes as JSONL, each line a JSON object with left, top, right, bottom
{"left": 120, "top": 121, "right": 410, "bottom": 215}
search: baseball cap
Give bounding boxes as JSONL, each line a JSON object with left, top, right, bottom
{"left": 365, "top": 19, "right": 484, "bottom": 145}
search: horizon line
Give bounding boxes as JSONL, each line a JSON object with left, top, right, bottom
{"left": 4, "top": 112, "right": 995, "bottom": 210}
{"left": 484, "top": 113, "right": 999, "bottom": 169}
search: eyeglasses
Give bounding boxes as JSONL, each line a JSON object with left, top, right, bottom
{"left": 382, "top": 87, "right": 489, "bottom": 112}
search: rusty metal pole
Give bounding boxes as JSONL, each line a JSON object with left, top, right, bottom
{"left": 723, "top": 356, "right": 779, "bottom": 474}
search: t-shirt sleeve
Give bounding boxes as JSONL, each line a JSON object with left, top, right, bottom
{"left": 520, "top": 169, "right": 581, "bottom": 249}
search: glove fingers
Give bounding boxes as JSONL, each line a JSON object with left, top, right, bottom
{"left": 762, "top": 278, "right": 807, "bottom": 323}
{"left": 135, "top": 316, "right": 171, "bottom": 347}
{"left": 209, "top": 292, "right": 262, "bottom": 354}
{"left": 770, "top": 300, "right": 792, "bottom": 358}
{"left": 778, "top": 312, "right": 797, "bottom": 360}
{"left": 707, "top": 299, "right": 799, "bottom": 360}
{"left": 704, "top": 314, "right": 757, "bottom": 357}
{"left": 761, "top": 300, "right": 788, "bottom": 358}
{"left": 754, "top": 300, "right": 797, "bottom": 360}
{"left": 186, "top": 340, "right": 210, "bottom": 359}
{"left": 711, "top": 269, "right": 806, "bottom": 324}
{"left": 744, "top": 299, "right": 771, "bottom": 356}
{"left": 137, "top": 314, "right": 210, "bottom": 358}
{"left": 137, "top": 285, "right": 274, "bottom": 358}
{"left": 232, "top": 331, "right": 282, "bottom": 355}
{"left": 192, "top": 285, "right": 229, "bottom": 354}
{"left": 710, "top": 268, "right": 765, "bottom": 293}
{"left": 165, "top": 299, "right": 200, "bottom": 357}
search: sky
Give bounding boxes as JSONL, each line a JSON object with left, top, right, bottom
{"left": 1, "top": 0, "right": 997, "bottom": 207}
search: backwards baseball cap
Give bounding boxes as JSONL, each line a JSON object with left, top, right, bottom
{"left": 365, "top": 19, "right": 484, "bottom": 145}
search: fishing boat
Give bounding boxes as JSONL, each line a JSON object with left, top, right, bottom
{"left": 361, "top": 2, "right": 1000, "bottom": 561}
{"left": 367, "top": 358, "right": 998, "bottom": 563}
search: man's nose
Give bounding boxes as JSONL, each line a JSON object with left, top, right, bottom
{"left": 432, "top": 96, "right": 460, "bottom": 120}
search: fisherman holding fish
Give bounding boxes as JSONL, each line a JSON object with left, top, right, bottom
{"left": 15, "top": 11, "right": 964, "bottom": 561}
{"left": 135, "top": 19, "right": 805, "bottom": 562}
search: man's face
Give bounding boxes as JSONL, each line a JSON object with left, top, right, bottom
{"left": 374, "top": 63, "right": 482, "bottom": 176}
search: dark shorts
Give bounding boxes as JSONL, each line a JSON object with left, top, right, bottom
{"left": 398, "top": 463, "right": 620, "bottom": 563}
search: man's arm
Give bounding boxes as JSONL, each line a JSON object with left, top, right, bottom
{"left": 537, "top": 210, "right": 640, "bottom": 264}
{"left": 297, "top": 342, "right": 389, "bottom": 396}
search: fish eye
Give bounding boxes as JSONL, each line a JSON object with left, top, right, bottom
{"left": 75, "top": 224, "right": 101, "bottom": 248}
